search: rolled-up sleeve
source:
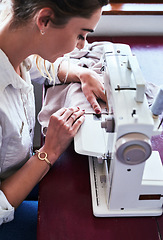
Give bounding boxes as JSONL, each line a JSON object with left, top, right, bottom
{"left": 0, "top": 190, "right": 15, "bottom": 225}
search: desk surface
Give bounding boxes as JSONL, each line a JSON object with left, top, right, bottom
{"left": 37, "top": 143, "right": 163, "bottom": 240}
{"left": 37, "top": 37, "right": 163, "bottom": 240}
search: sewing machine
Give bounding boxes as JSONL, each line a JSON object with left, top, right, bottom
{"left": 74, "top": 43, "right": 163, "bottom": 217}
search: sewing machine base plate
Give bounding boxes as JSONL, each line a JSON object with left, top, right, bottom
{"left": 89, "top": 155, "right": 163, "bottom": 217}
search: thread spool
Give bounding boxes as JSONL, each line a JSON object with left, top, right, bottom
{"left": 151, "top": 87, "right": 163, "bottom": 117}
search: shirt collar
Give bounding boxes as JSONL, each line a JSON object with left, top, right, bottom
{"left": 0, "top": 49, "right": 32, "bottom": 93}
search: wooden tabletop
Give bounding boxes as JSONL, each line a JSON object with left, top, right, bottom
{"left": 37, "top": 37, "right": 163, "bottom": 240}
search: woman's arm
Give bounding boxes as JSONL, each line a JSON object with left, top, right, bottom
{"left": 1, "top": 107, "right": 85, "bottom": 208}
{"left": 57, "top": 60, "right": 106, "bottom": 114}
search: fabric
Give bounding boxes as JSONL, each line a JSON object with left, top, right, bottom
{"left": 38, "top": 41, "right": 160, "bottom": 132}
{"left": 38, "top": 41, "right": 110, "bottom": 130}
{"left": 38, "top": 83, "right": 107, "bottom": 135}
{"left": 0, "top": 49, "right": 35, "bottom": 224}
{"left": 61, "top": 40, "right": 110, "bottom": 75}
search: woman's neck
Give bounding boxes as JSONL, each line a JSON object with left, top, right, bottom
{"left": 0, "top": 16, "right": 36, "bottom": 72}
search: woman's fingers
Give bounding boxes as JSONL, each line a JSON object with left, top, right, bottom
{"left": 53, "top": 106, "right": 85, "bottom": 131}
{"left": 79, "top": 70, "right": 106, "bottom": 114}
{"left": 43, "top": 106, "right": 85, "bottom": 163}
{"left": 72, "top": 114, "right": 85, "bottom": 133}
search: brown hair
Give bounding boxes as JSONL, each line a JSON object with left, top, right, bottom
{"left": 11, "top": 0, "right": 109, "bottom": 28}
{"left": 10, "top": 0, "right": 109, "bottom": 82}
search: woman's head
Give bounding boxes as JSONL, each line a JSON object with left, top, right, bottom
{"left": 11, "top": 0, "right": 109, "bottom": 28}
{"left": 36, "top": 7, "right": 102, "bottom": 62}
{"left": 2, "top": 0, "right": 108, "bottom": 73}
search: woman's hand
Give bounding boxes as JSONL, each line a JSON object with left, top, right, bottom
{"left": 57, "top": 61, "right": 106, "bottom": 114}
{"left": 0, "top": 107, "right": 84, "bottom": 208}
{"left": 79, "top": 68, "right": 106, "bottom": 114}
{"left": 40, "top": 107, "right": 85, "bottom": 165}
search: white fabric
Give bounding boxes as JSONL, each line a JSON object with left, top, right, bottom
{"left": 0, "top": 190, "right": 14, "bottom": 225}
{"left": 38, "top": 41, "right": 159, "bottom": 132}
{"left": 38, "top": 83, "right": 107, "bottom": 135}
{"left": 0, "top": 49, "right": 35, "bottom": 224}
{"left": 64, "top": 40, "right": 110, "bottom": 75}
{"left": 38, "top": 41, "right": 110, "bottom": 130}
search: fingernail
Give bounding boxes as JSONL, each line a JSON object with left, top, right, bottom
{"left": 96, "top": 109, "right": 101, "bottom": 114}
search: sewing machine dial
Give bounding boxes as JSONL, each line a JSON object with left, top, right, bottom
{"left": 115, "top": 133, "right": 152, "bottom": 165}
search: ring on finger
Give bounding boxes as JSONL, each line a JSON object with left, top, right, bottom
{"left": 70, "top": 115, "right": 75, "bottom": 121}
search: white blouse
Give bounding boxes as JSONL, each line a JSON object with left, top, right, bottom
{"left": 0, "top": 50, "right": 64, "bottom": 225}
{"left": 0, "top": 49, "right": 35, "bottom": 224}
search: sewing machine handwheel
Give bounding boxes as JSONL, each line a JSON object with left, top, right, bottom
{"left": 115, "top": 133, "right": 152, "bottom": 165}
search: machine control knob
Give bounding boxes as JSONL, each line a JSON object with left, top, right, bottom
{"left": 115, "top": 133, "right": 152, "bottom": 165}
{"left": 101, "top": 116, "right": 115, "bottom": 132}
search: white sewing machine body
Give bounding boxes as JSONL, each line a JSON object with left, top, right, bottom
{"left": 74, "top": 43, "right": 163, "bottom": 217}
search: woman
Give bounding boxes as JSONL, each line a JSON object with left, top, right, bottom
{"left": 0, "top": 0, "right": 108, "bottom": 226}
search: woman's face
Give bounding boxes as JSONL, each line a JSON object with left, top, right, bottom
{"left": 39, "top": 8, "right": 102, "bottom": 62}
